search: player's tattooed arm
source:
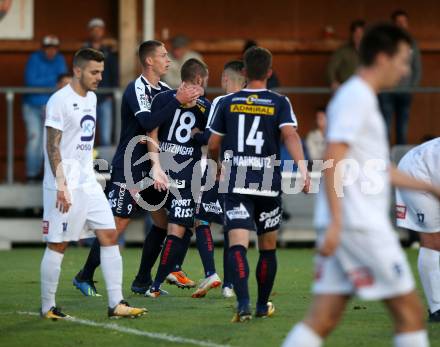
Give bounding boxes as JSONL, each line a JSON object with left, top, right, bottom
{"left": 46, "top": 126, "right": 71, "bottom": 213}
{"left": 46, "top": 126, "right": 65, "bottom": 186}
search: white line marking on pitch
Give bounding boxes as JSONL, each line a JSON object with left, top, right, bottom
{"left": 18, "top": 311, "right": 232, "bottom": 347}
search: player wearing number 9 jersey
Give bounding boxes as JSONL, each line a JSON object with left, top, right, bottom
{"left": 145, "top": 58, "right": 214, "bottom": 297}
{"left": 208, "top": 46, "right": 310, "bottom": 322}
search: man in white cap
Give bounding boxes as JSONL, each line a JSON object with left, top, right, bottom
{"left": 84, "top": 17, "right": 119, "bottom": 146}
{"left": 23, "top": 34, "right": 67, "bottom": 182}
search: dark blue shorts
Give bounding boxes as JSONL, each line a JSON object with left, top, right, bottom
{"left": 195, "top": 180, "right": 224, "bottom": 225}
{"left": 106, "top": 167, "right": 168, "bottom": 218}
{"left": 166, "top": 185, "right": 195, "bottom": 228}
{"left": 223, "top": 193, "right": 282, "bottom": 235}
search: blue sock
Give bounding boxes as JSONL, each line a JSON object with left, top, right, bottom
{"left": 223, "top": 231, "right": 233, "bottom": 288}
{"left": 134, "top": 225, "right": 167, "bottom": 285}
{"left": 173, "top": 228, "right": 192, "bottom": 272}
{"left": 195, "top": 224, "right": 216, "bottom": 277}
{"left": 228, "top": 245, "right": 250, "bottom": 312}
{"left": 256, "top": 249, "right": 277, "bottom": 313}
{"left": 151, "top": 235, "right": 183, "bottom": 291}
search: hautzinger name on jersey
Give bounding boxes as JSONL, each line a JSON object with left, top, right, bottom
{"left": 159, "top": 141, "right": 194, "bottom": 156}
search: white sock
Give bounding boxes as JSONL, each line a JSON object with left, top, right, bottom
{"left": 40, "top": 247, "right": 64, "bottom": 314}
{"left": 394, "top": 330, "right": 429, "bottom": 347}
{"left": 282, "top": 322, "right": 323, "bottom": 347}
{"left": 100, "top": 245, "right": 123, "bottom": 308}
{"left": 418, "top": 247, "right": 440, "bottom": 313}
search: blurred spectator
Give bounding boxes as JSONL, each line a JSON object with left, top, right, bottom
{"left": 23, "top": 35, "right": 67, "bottom": 181}
{"left": 56, "top": 73, "right": 72, "bottom": 89}
{"left": 378, "top": 10, "right": 422, "bottom": 145}
{"left": 327, "top": 20, "right": 365, "bottom": 90}
{"left": 242, "top": 40, "right": 280, "bottom": 89}
{"left": 306, "top": 107, "right": 326, "bottom": 162}
{"left": 163, "top": 35, "right": 203, "bottom": 88}
{"left": 84, "top": 17, "right": 119, "bottom": 146}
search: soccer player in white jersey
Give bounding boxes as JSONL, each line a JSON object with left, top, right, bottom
{"left": 40, "top": 48, "right": 146, "bottom": 319}
{"left": 395, "top": 138, "right": 440, "bottom": 322}
{"left": 283, "top": 24, "right": 440, "bottom": 347}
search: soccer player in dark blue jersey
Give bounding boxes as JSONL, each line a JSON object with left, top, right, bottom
{"left": 73, "top": 40, "right": 201, "bottom": 296}
{"left": 193, "top": 60, "right": 246, "bottom": 299}
{"left": 144, "top": 58, "right": 215, "bottom": 297}
{"left": 208, "top": 47, "right": 310, "bottom": 322}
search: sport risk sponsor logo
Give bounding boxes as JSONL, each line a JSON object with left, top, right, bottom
{"left": 259, "top": 207, "right": 281, "bottom": 229}
{"left": 171, "top": 198, "right": 193, "bottom": 218}
{"left": 226, "top": 203, "right": 250, "bottom": 220}
{"left": 202, "top": 200, "right": 223, "bottom": 215}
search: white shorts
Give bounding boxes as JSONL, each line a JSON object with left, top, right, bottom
{"left": 313, "top": 228, "right": 415, "bottom": 300}
{"left": 395, "top": 188, "right": 440, "bottom": 233}
{"left": 42, "top": 183, "right": 116, "bottom": 243}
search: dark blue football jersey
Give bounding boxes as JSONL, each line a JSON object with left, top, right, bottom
{"left": 209, "top": 88, "right": 298, "bottom": 196}
{"left": 111, "top": 75, "right": 174, "bottom": 175}
{"left": 152, "top": 90, "right": 211, "bottom": 184}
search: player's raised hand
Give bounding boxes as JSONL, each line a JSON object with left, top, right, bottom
{"left": 152, "top": 164, "right": 169, "bottom": 192}
{"left": 176, "top": 83, "right": 201, "bottom": 105}
{"left": 318, "top": 220, "right": 341, "bottom": 257}
{"left": 56, "top": 186, "right": 72, "bottom": 214}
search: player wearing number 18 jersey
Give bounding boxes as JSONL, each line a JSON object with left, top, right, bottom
{"left": 146, "top": 59, "right": 214, "bottom": 297}
{"left": 208, "top": 47, "right": 310, "bottom": 322}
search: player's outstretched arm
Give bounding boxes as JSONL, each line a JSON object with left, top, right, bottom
{"left": 146, "top": 128, "right": 168, "bottom": 191}
{"left": 390, "top": 165, "right": 440, "bottom": 198}
{"left": 319, "top": 142, "right": 349, "bottom": 257}
{"left": 280, "top": 125, "right": 310, "bottom": 193}
{"left": 46, "top": 126, "right": 71, "bottom": 213}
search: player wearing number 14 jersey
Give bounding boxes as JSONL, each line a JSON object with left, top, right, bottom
{"left": 208, "top": 47, "right": 310, "bottom": 322}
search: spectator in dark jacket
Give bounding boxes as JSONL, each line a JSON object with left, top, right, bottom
{"left": 327, "top": 20, "right": 365, "bottom": 90}
{"left": 23, "top": 35, "right": 67, "bottom": 181}
{"left": 84, "top": 17, "right": 119, "bottom": 146}
{"left": 379, "top": 9, "right": 422, "bottom": 144}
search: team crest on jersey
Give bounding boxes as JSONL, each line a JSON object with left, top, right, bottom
{"left": 138, "top": 93, "right": 151, "bottom": 111}
{"left": 62, "top": 222, "right": 68, "bottom": 232}
{"left": 395, "top": 205, "right": 407, "bottom": 219}
{"left": 202, "top": 200, "right": 223, "bottom": 214}
{"left": 42, "top": 221, "right": 49, "bottom": 235}
{"left": 80, "top": 115, "right": 96, "bottom": 142}
{"left": 226, "top": 203, "right": 250, "bottom": 220}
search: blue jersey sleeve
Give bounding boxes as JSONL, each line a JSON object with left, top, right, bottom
{"left": 149, "top": 91, "right": 181, "bottom": 131}
{"left": 192, "top": 99, "right": 212, "bottom": 145}
{"left": 125, "top": 85, "right": 179, "bottom": 132}
{"left": 278, "top": 96, "right": 298, "bottom": 129}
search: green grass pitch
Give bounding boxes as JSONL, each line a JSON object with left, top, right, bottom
{"left": 0, "top": 247, "right": 438, "bottom": 347}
